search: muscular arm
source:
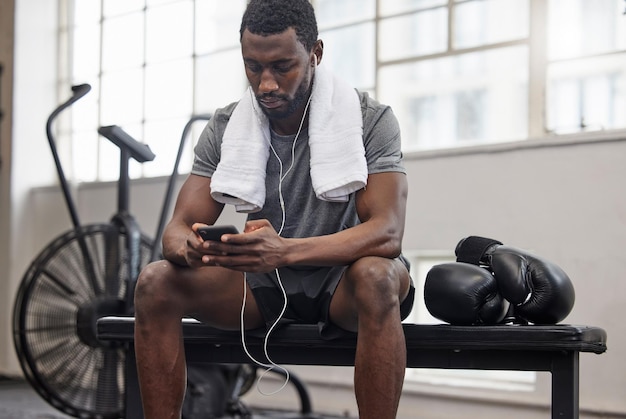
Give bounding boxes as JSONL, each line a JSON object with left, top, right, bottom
{"left": 161, "top": 174, "right": 225, "bottom": 265}
{"left": 284, "top": 171, "right": 408, "bottom": 265}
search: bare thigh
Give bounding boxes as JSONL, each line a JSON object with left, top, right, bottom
{"left": 134, "top": 260, "right": 266, "bottom": 330}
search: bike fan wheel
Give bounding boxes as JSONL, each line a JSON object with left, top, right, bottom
{"left": 12, "top": 223, "right": 153, "bottom": 418}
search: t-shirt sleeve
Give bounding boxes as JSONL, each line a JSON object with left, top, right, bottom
{"left": 191, "top": 121, "right": 220, "bottom": 178}
{"left": 191, "top": 103, "right": 236, "bottom": 178}
{"left": 361, "top": 94, "right": 406, "bottom": 175}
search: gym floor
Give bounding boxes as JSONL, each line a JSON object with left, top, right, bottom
{"left": 0, "top": 375, "right": 351, "bottom": 419}
{"left": 0, "top": 376, "right": 70, "bottom": 418}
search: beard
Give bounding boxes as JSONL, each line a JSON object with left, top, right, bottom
{"left": 256, "top": 77, "right": 312, "bottom": 120}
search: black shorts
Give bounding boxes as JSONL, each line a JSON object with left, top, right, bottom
{"left": 246, "top": 256, "right": 415, "bottom": 339}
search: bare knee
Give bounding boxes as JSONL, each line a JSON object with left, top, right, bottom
{"left": 134, "top": 260, "right": 182, "bottom": 316}
{"left": 344, "top": 257, "right": 404, "bottom": 317}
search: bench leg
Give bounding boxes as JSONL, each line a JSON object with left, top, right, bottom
{"left": 551, "top": 351, "right": 579, "bottom": 419}
{"left": 125, "top": 344, "right": 144, "bottom": 419}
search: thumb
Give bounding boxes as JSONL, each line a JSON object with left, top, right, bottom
{"left": 244, "top": 219, "right": 271, "bottom": 233}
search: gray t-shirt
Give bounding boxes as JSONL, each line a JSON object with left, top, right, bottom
{"left": 192, "top": 91, "right": 405, "bottom": 239}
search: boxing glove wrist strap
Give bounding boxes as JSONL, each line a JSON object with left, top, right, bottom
{"left": 455, "top": 236, "right": 503, "bottom": 265}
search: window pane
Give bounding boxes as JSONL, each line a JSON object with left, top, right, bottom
{"left": 379, "top": 46, "right": 528, "bottom": 150}
{"left": 380, "top": 0, "right": 446, "bottom": 16}
{"left": 147, "top": 0, "right": 180, "bottom": 5}
{"left": 315, "top": 0, "right": 375, "bottom": 27}
{"left": 145, "top": 1, "right": 193, "bottom": 63}
{"left": 547, "top": 53, "right": 626, "bottom": 133}
{"left": 320, "top": 22, "right": 375, "bottom": 89}
{"left": 72, "top": 24, "right": 101, "bottom": 79}
{"left": 101, "top": 12, "right": 145, "bottom": 72}
{"left": 145, "top": 59, "right": 193, "bottom": 119}
{"left": 73, "top": 130, "right": 101, "bottom": 182}
{"left": 143, "top": 117, "right": 190, "bottom": 177}
{"left": 100, "top": 69, "right": 144, "bottom": 126}
{"left": 548, "top": 0, "right": 626, "bottom": 60}
{"left": 454, "top": 0, "right": 529, "bottom": 49}
{"left": 379, "top": 8, "right": 448, "bottom": 61}
{"left": 103, "top": 0, "right": 145, "bottom": 17}
{"left": 195, "top": 50, "right": 247, "bottom": 113}
{"left": 74, "top": 0, "right": 102, "bottom": 25}
{"left": 195, "top": 1, "right": 246, "bottom": 54}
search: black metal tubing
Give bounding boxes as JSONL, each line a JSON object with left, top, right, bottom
{"left": 46, "top": 84, "right": 91, "bottom": 229}
{"left": 44, "top": 85, "right": 105, "bottom": 294}
{"left": 150, "top": 114, "right": 212, "bottom": 262}
{"left": 97, "top": 125, "right": 155, "bottom": 164}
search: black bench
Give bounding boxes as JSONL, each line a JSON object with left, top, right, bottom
{"left": 97, "top": 316, "right": 607, "bottom": 419}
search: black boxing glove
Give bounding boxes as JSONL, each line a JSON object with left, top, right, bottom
{"left": 424, "top": 262, "right": 509, "bottom": 325}
{"left": 455, "top": 236, "right": 575, "bottom": 324}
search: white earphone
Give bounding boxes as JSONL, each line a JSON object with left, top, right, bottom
{"left": 240, "top": 87, "right": 314, "bottom": 396}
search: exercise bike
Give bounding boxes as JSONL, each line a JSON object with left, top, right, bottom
{"left": 11, "top": 84, "right": 316, "bottom": 418}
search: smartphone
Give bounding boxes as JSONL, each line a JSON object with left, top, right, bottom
{"left": 197, "top": 225, "right": 239, "bottom": 242}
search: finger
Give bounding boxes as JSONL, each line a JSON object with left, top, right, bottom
{"left": 222, "top": 231, "right": 259, "bottom": 246}
{"left": 191, "top": 222, "right": 209, "bottom": 234}
{"left": 201, "top": 254, "right": 265, "bottom": 272}
{"left": 244, "top": 219, "right": 271, "bottom": 233}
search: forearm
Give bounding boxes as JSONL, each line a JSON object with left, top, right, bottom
{"left": 281, "top": 218, "right": 404, "bottom": 267}
{"left": 161, "top": 174, "right": 225, "bottom": 266}
{"left": 281, "top": 173, "right": 408, "bottom": 267}
{"left": 161, "top": 221, "right": 194, "bottom": 266}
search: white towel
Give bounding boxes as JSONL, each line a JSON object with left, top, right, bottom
{"left": 210, "top": 65, "right": 367, "bottom": 213}
{"left": 308, "top": 65, "right": 366, "bottom": 202}
{"left": 210, "top": 89, "right": 270, "bottom": 212}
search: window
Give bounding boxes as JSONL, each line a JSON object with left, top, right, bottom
{"left": 380, "top": 45, "right": 528, "bottom": 149}
{"left": 60, "top": 0, "right": 626, "bottom": 181}
{"left": 59, "top": 0, "right": 247, "bottom": 182}
{"left": 402, "top": 251, "right": 536, "bottom": 391}
{"left": 546, "top": 0, "right": 626, "bottom": 133}
{"left": 377, "top": 0, "right": 531, "bottom": 150}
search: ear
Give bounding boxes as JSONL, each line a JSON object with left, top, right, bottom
{"left": 310, "top": 52, "right": 319, "bottom": 67}
{"left": 311, "top": 39, "right": 323, "bottom": 66}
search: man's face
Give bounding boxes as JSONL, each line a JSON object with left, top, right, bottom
{"left": 241, "top": 28, "right": 314, "bottom": 120}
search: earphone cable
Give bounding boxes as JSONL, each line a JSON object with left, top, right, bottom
{"left": 240, "top": 85, "right": 314, "bottom": 395}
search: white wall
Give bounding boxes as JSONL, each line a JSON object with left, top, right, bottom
{"left": 0, "top": 0, "right": 61, "bottom": 375}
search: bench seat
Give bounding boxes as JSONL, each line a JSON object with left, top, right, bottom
{"left": 97, "top": 316, "right": 607, "bottom": 418}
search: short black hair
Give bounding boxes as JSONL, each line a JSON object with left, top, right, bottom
{"left": 240, "top": 0, "right": 318, "bottom": 52}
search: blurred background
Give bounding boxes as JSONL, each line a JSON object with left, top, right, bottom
{"left": 0, "top": 0, "right": 625, "bottom": 418}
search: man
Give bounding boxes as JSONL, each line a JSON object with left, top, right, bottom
{"left": 133, "top": 0, "right": 414, "bottom": 418}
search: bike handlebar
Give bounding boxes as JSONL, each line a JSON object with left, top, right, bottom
{"left": 70, "top": 83, "right": 92, "bottom": 103}
{"left": 46, "top": 83, "right": 92, "bottom": 229}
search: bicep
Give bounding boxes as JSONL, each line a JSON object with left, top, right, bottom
{"left": 356, "top": 172, "right": 408, "bottom": 228}
{"left": 169, "top": 174, "right": 224, "bottom": 228}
